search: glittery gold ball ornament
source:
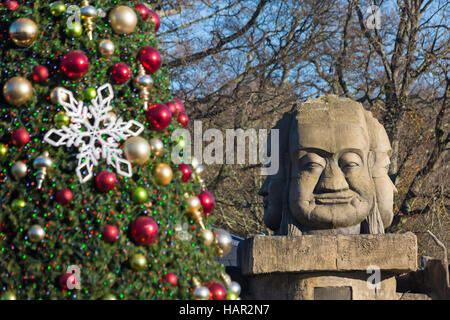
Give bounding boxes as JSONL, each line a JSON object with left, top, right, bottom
{"left": 9, "top": 18, "right": 38, "bottom": 47}
{"left": 216, "top": 229, "right": 233, "bottom": 257}
{"left": 11, "top": 161, "right": 27, "bottom": 179}
{"left": 109, "top": 6, "right": 137, "bottom": 34}
{"left": 186, "top": 196, "right": 201, "bottom": 214}
{"left": 201, "top": 229, "right": 215, "bottom": 246}
{"left": 129, "top": 253, "right": 147, "bottom": 271}
{"left": 149, "top": 138, "right": 164, "bottom": 156}
{"left": 124, "top": 136, "right": 150, "bottom": 165}
{"left": 50, "top": 87, "right": 69, "bottom": 105}
{"left": 101, "top": 294, "right": 117, "bottom": 300}
{"left": 54, "top": 111, "right": 70, "bottom": 127}
{"left": 99, "top": 39, "right": 115, "bottom": 57}
{"left": 3, "top": 76, "right": 33, "bottom": 106}
{"left": 153, "top": 163, "right": 173, "bottom": 185}
{"left": 0, "top": 143, "right": 8, "bottom": 159}
{"left": 28, "top": 224, "right": 45, "bottom": 242}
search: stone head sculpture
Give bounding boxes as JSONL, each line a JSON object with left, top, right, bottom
{"left": 259, "top": 95, "right": 395, "bottom": 235}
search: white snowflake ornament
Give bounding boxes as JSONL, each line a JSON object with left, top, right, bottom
{"left": 44, "top": 83, "right": 144, "bottom": 183}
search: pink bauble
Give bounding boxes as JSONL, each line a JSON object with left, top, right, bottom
{"left": 135, "top": 4, "right": 149, "bottom": 21}
{"left": 96, "top": 171, "right": 117, "bottom": 192}
{"left": 55, "top": 188, "right": 73, "bottom": 205}
{"left": 32, "top": 65, "right": 49, "bottom": 83}
{"left": 178, "top": 164, "right": 191, "bottom": 182}
{"left": 177, "top": 112, "right": 189, "bottom": 128}
{"left": 163, "top": 272, "right": 178, "bottom": 287}
{"left": 198, "top": 190, "right": 215, "bottom": 215}
{"left": 11, "top": 128, "right": 30, "bottom": 147}
{"left": 61, "top": 51, "right": 89, "bottom": 79}
{"left": 207, "top": 281, "right": 227, "bottom": 300}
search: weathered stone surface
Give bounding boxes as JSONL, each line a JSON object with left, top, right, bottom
{"left": 240, "top": 233, "right": 417, "bottom": 275}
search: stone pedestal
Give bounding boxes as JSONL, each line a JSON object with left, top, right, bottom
{"left": 239, "top": 233, "right": 417, "bottom": 300}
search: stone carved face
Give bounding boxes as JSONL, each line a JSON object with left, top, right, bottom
{"left": 288, "top": 121, "right": 374, "bottom": 231}
{"left": 260, "top": 95, "right": 394, "bottom": 235}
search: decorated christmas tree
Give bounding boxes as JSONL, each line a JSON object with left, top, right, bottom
{"left": 0, "top": 0, "right": 239, "bottom": 300}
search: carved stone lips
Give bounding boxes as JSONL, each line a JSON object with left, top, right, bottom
{"left": 314, "top": 193, "right": 354, "bottom": 204}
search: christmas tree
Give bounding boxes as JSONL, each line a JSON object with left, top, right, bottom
{"left": 0, "top": 0, "right": 239, "bottom": 300}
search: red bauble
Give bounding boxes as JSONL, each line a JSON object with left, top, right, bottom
{"left": 102, "top": 224, "right": 119, "bottom": 243}
{"left": 135, "top": 3, "right": 149, "bottom": 21}
{"left": 55, "top": 188, "right": 73, "bottom": 205}
{"left": 32, "top": 65, "right": 49, "bottom": 83}
{"left": 96, "top": 171, "right": 117, "bottom": 192}
{"left": 166, "top": 101, "right": 177, "bottom": 115}
{"left": 3, "top": 1, "right": 19, "bottom": 11}
{"left": 137, "top": 46, "right": 161, "bottom": 74}
{"left": 61, "top": 51, "right": 89, "bottom": 79}
{"left": 198, "top": 190, "right": 215, "bottom": 215}
{"left": 173, "top": 97, "right": 185, "bottom": 113}
{"left": 110, "top": 62, "right": 131, "bottom": 84}
{"left": 207, "top": 281, "right": 227, "bottom": 300}
{"left": 130, "top": 216, "right": 158, "bottom": 246}
{"left": 59, "top": 273, "right": 76, "bottom": 289}
{"left": 148, "top": 9, "right": 160, "bottom": 32}
{"left": 177, "top": 112, "right": 189, "bottom": 128}
{"left": 163, "top": 272, "right": 178, "bottom": 287}
{"left": 178, "top": 164, "right": 191, "bottom": 182}
{"left": 11, "top": 128, "right": 30, "bottom": 147}
{"left": 146, "top": 103, "right": 172, "bottom": 131}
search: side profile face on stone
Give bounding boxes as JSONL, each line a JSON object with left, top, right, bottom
{"left": 288, "top": 97, "right": 374, "bottom": 234}
{"left": 260, "top": 95, "right": 394, "bottom": 235}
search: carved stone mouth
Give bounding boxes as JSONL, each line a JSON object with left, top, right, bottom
{"left": 314, "top": 195, "right": 353, "bottom": 204}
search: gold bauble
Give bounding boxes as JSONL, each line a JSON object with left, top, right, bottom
{"left": 11, "top": 161, "right": 27, "bottom": 179}
{"left": 216, "top": 229, "right": 233, "bottom": 257}
{"left": 50, "top": 87, "right": 69, "bottom": 105}
{"left": 3, "top": 77, "right": 33, "bottom": 106}
{"left": 99, "top": 39, "right": 115, "bottom": 57}
{"left": 129, "top": 253, "right": 147, "bottom": 271}
{"left": 149, "top": 138, "right": 164, "bottom": 156}
{"left": 28, "top": 224, "right": 45, "bottom": 243}
{"left": 124, "top": 136, "right": 150, "bottom": 165}
{"left": 186, "top": 196, "right": 201, "bottom": 214}
{"left": 9, "top": 18, "right": 38, "bottom": 47}
{"left": 0, "top": 143, "right": 8, "bottom": 159}
{"left": 154, "top": 163, "right": 173, "bottom": 185}
{"left": 109, "top": 6, "right": 137, "bottom": 34}
{"left": 201, "top": 229, "right": 215, "bottom": 246}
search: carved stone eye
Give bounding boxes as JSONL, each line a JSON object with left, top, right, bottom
{"left": 300, "top": 153, "right": 326, "bottom": 172}
{"left": 339, "top": 152, "right": 362, "bottom": 172}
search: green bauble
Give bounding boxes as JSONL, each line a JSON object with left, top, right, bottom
{"left": 11, "top": 199, "right": 26, "bottom": 211}
{"left": 50, "top": 3, "right": 66, "bottom": 16}
{"left": 66, "top": 22, "right": 83, "bottom": 37}
{"left": 129, "top": 253, "right": 147, "bottom": 271}
{"left": 85, "top": 87, "right": 97, "bottom": 100}
{"left": 54, "top": 111, "right": 70, "bottom": 127}
{"left": 0, "top": 143, "right": 8, "bottom": 159}
{"left": 131, "top": 187, "right": 148, "bottom": 203}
